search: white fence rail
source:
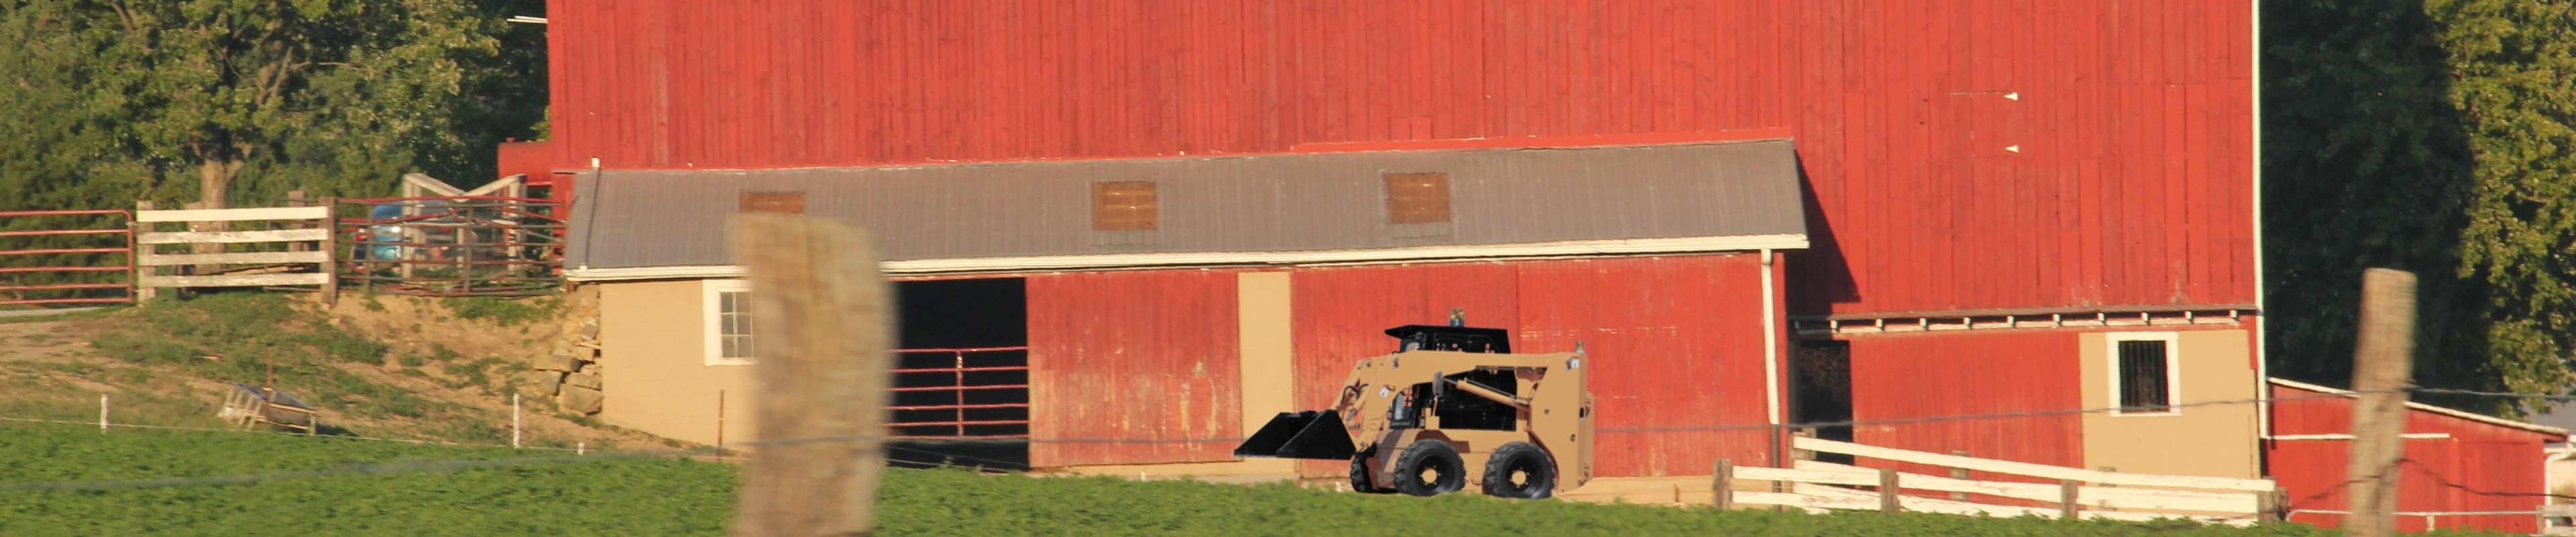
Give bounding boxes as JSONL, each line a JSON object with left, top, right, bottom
{"left": 1709, "top": 437, "right": 2281, "bottom": 526}
{"left": 132, "top": 202, "right": 337, "bottom": 304}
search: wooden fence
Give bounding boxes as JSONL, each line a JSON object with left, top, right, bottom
{"left": 1710, "top": 437, "right": 2279, "bottom": 526}
{"left": 133, "top": 203, "right": 337, "bottom": 304}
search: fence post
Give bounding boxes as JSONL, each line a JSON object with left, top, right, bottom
{"left": 1878, "top": 467, "right": 1900, "bottom": 514}
{"left": 577, "top": 442, "right": 585, "bottom": 456}
{"left": 317, "top": 196, "right": 339, "bottom": 307}
{"left": 2059, "top": 479, "right": 2080, "bottom": 520}
{"left": 716, "top": 389, "right": 726, "bottom": 462}
{"left": 133, "top": 201, "right": 155, "bottom": 302}
{"left": 2346, "top": 268, "right": 2418, "bottom": 537}
{"left": 99, "top": 393, "right": 108, "bottom": 433}
{"left": 1713, "top": 458, "right": 1733, "bottom": 510}
{"left": 512, "top": 393, "right": 522, "bottom": 449}
{"left": 2259, "top": 489, "right": 2281, "bottom": 525}
{"left": 1948, "top": 449, "right": 1970, "bottom": 501}
{"left": 725, "top": 213, "right": 895, "bottom": 536}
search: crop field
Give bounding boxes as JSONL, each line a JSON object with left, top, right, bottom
{"left": 0, "top": 425, "right": 2514, "bottom": 536}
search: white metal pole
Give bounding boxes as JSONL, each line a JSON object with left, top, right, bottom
{"left": 512, "top": 393, "right": 522, "bottom": 448}
{"left": 99, "top": 393, "right": 108, "bottom": 433}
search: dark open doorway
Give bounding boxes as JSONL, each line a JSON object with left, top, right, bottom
{"left": 884, "top": 277, "right": 1030, "bottom": 471}
{"left": 1790, "top": 340, "right": 1854, "bottom": 465}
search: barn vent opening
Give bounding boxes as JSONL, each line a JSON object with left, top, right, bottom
{"left": 885, "top": 277, "right": 1029, "bottom": 471}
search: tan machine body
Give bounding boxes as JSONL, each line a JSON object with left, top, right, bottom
{"left": 1236, "top": 321, "right": 1595, "bottom": 498}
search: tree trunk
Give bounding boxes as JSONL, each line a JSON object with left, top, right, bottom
{"left": 197, "top": 158, "right": 231, "bottom": 209}
{"left": 191, "top": 158, "right": 237, "bottom": 274}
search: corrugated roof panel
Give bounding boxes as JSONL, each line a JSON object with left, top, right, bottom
{"left": 566, "top": 140, "right": 1807, "bottom": 271}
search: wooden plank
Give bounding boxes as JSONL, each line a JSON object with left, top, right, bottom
{"left": 1792, "top": 460, "right": 2260, "bottom": 514}
{"left": 134, "top": 206, "right": 329, "bottom": 224}
{"left": 138, "top": 228, "right": 330, "bottom": 245}
{"left": 1731, "top": 491, "right": 1879, "bottom": 511}
{"left": 138, "top": 250, "right": 333, "bottom": 266}
{"left": 140, "top": 273, "right": 331, "bottom": 289}
{"left": 1794, "top": 437, "right": 2275, "bottom": 492}
{"left": 1798, "top": 483, "right": 2258, "bottom": 526}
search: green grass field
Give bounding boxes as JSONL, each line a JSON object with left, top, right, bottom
{"left": 0, "top": 425, "right": 2513, "bottom": 536}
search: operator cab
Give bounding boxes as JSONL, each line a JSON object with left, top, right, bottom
{"left": 1385, "top": 326, "right": 1511, "bottom": 354}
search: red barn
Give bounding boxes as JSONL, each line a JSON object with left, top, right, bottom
{"left": 518, "top": 0, "right": 2281, "bottom": 487}
{"left": 2267, "top": 379, "right": 2571, "bottom": 533}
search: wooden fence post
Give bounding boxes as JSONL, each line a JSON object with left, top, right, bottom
{"left": 132, "top": 201, "right": 155, "bottom": 301}
{"left": 1878, "top": 467, "right": 1900, "bottom": 514}
{"left": 1949, "top": 450, "right": 1971, "bottom": 501}
{"left": 727, "top": 213, "right": 894, "bottom": 537}
{"left": 1713, "top": 458, "right": 1733, "bottom": 510}
{"left": 2059, "top": 479, "right": 2080, "bottom": 520}
{"left": 2258, "top": 489, "right": 2282, "bottom": 525}
{"left": 317, "top": 197, "right": 339, "bottom": 306}
{"left": 2345, "top": 268, "right": 2418, "bottom": 537}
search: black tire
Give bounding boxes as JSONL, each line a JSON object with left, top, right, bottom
{"left": 1481, "top": 442, "right": 1557, "bottom": 499}
{"left": 1391, "top": 439, "right": 1467, "bottom": 497}
{"left": 1349, "top": 448, "right": 1393, "bottom": 493}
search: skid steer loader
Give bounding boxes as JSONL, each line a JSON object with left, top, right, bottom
{"left": 1234, "top": 312, "right": 1594, "bottom": 499}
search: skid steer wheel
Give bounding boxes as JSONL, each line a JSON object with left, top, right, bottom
{"left": 1391, "top": 439, "right": 1466, "bottom": 497}
{"left": 1481, "top": 442, "right": 1557, "bottom": 499}
{"left": 1349, "top": 448, "right": 1393, "bottom": 493}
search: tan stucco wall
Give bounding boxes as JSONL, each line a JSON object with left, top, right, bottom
{"left": 597, "top": 279, "right": 760, "bottom": 447}
{"left": 2078, "top": 329, "right": 2259, "bottom": 478}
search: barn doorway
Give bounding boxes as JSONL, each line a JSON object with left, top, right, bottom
{"left": 1790, "top": 340, "right": 1854, "bottom": 465}
{"left": 885, "top": 277, "right": 1030, "bottom": 471}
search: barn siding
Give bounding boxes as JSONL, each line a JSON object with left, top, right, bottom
{"left": 1289, "top": 254, "right": 1775, "bottom": 478}
{"left": 1026, "top": 271, "right": 1242, "bottom": 467}
{"left": 536, "top": 0, "right": 2257, "bottom": 316}
{"left": 1847, "top": 331, "right": 2086, "bottom": 495}
{"left": 2267, "top": 383, "right": 2559, "bottom": 534}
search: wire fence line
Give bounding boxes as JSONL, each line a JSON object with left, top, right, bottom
{"left": 1, "top": 385, "right": 2565, "bottom": 494}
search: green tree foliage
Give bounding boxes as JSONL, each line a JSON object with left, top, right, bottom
{"left": 2265, "top": 0, "right": 2576, "bottom": 416}
{"left": 0, "top": 0, "right": 545, "bottom": 210}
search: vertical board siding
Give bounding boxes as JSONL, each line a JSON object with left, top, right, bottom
{"left": 539, "top": 0, "right": 2255, "bottom": 317}
{"left": 2267, "top": 384, "right": 2555, "bottom": 534}
{"left": 1026, "top": 271, "right": 1242, "bottom": 467}
{"left": 1847, "top": 330, "right": 2085, "bottom": 501}
{"left": 1288, "top": 254, "right": 1772, "bottom": 478}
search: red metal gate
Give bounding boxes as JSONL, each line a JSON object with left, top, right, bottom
{"left": 0, "top": 209, "right": 133, "bottom": 307}
{"left": 890, "top": 346, "right": 1030, "bottom": 438}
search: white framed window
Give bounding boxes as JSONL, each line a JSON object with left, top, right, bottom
{"left": 703, "top": 279, "right": 755, "bottom": 365}
{"left": 2106, "top": 332, "right": 2181, "bottom": 416}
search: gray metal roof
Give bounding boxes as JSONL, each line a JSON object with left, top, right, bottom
{"left": 565, "top": 139, "right": 1807, "bottom": 272}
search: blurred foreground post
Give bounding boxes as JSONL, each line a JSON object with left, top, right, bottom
{"left": 2343, "top": 268, "right": 2417, "bottom": 537}
{"left": 727, "top": 213, "right": 895, "bottom": 537}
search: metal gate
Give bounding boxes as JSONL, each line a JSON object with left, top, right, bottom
{"left": 0, "top": 209, "right": 133, "bottom": 307}
{"left": 890, "top": 346, "right": 1030, "bottom": 438}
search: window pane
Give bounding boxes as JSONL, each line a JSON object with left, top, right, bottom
{"left": 2117, "top": 340, "right": 2171, "bottom": 411}
{"left": 736, "top": 311, "right": 753, "bottom": 337}
{"left": 720, "top": 291, "right": 737, "bottom": 313}
{"left": 722, "top": 336, "right": 742, "bottom": 358}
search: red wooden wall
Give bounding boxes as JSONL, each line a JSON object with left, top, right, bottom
{"left": 2268, "top": 383, "right": 2559, "bottom": 534}
{"left": 1847, "top": 331, "right": 2086, "bottom": 490}
{"left": 537, "top": 0, "right": 2257, "bottom": 317}
{"left": 1289, "top": 254, "right": 1778, "bottom": 478}
{"left": 1026, "top": 271, "right": 1242, "bottom": 467}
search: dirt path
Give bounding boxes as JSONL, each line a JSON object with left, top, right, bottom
{"left": 0, "top": 321, "right": 99, "bottom": 362}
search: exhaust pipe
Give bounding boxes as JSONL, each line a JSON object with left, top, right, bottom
{"left": 1234, "top": 410, "right": 1356, "bottom": 460}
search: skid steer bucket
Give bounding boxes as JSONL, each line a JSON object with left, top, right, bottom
{"left": 1234, "top": 410, "right": 1356, "bottom": 460}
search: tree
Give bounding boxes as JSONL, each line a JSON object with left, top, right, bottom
{"left": 2264, "top": 0, "right": 2576, "bottom": 416}
{"left": 17, "top": 0, "right": 542, "bottom": 207}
